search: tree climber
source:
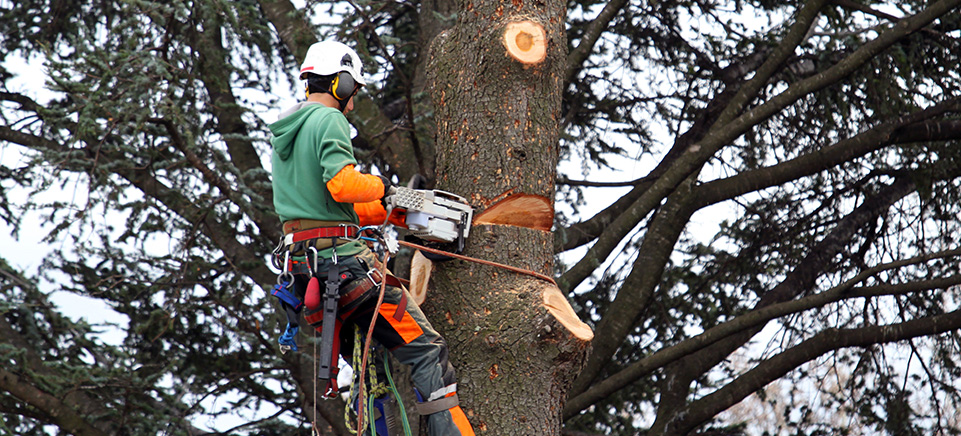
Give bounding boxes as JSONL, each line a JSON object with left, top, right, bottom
{"left": 268, "top": 40, "right": 475, "bottom": 436}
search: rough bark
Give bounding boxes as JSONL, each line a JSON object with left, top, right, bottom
{"left": 425, "top": 1, "right": 589, "bottom": 433}
{"left": 429, "top": 226, "right": 588, "bottom": 435}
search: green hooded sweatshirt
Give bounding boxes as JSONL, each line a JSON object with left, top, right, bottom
{"left": 269, "top": 102, "right": 365, "bottom": 257}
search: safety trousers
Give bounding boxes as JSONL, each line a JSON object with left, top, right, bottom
{"left": 294, "top": 247, "right": 475, "bottom": 436}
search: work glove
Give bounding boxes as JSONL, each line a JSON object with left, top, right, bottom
{"left": 379, "top": 176, "right": 398, "bottom": 200}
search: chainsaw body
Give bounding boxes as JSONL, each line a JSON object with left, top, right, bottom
{"left": 385, "top": 187, "right": 473, "bottom": 250}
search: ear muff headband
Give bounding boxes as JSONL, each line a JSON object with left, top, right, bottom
{"left": 330, "top": 71, "right": 356, "bottom": 101}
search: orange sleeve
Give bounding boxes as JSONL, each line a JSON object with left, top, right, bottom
{"left": 353, "top": 200, "right": 408, "bottom": 227}
{"left": 327, "top": 164, "right": 386, "bottom": 203}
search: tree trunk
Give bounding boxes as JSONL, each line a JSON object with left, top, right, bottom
{"left": 425, "top": 1, "right": 589, "bottom": 435}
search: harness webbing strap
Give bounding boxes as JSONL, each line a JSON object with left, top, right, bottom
{"left": 271, "top": 283, "right": 303, "bottom": 311}
{"left": 416, "top": 393, "right": 460, "bottom": 415}
{"left": 284, "top": 225, "right": 359, "bottom": 246}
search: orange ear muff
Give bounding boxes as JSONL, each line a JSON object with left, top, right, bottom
{"left": 330, "top": 71, "right": 355, "bottom": 101}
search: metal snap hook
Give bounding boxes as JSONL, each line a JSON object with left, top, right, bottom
{"left": 307, "top": 246, "right": 319, "bottom": 274}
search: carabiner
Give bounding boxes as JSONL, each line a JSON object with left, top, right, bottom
{"left": 270, "top": 236, "right": 286, "bottom": 271}
{"left": 307, "top": 246, "right": 319, "bottom": 274}
{"left": 276, "top": 250, "right": 294, "bottom": 287}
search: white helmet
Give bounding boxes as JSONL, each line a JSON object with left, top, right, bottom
{"left": 299, "top": 40, "right": 367, "bottom": 86}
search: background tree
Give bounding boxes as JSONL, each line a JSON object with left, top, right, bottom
{"left": 2, "top": 0, "right": 961, "bottom": 435}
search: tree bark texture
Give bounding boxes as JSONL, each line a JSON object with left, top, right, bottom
{"left": 425, "top": 1, "right": 587, "bottom": 434}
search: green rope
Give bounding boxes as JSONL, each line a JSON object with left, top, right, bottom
{"left": 344, "top": 315, "right": 412, "bottom": 436}
{"left": 384, "top": 356, "right": 413, "bottom": 436}
{"left": 346, "top": 324, "right": 403, "bottom": 435}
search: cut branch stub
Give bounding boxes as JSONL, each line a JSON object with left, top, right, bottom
{"left": 542, "top": 282, "right": 594, "bottom": 341}
{"left": 503, "top": 21, "right": 547, "bottom": 65}
{"left": 473, "top": 193, "right": 553, "bottom": 231}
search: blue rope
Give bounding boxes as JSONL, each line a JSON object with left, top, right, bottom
{"left": 278, "top": 323, "right": 299, "bottom": 352}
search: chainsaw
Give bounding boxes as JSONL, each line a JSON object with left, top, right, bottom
{"left": 384, "top": 186, "right": 473, "bottom": 252}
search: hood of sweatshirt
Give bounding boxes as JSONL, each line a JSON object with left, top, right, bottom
{"left": 269, "top": 101, "right": 332, "bottom": 161}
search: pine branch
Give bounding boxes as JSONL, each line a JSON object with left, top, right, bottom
{"left": 645, "top": 176, "right": 919, "bottom": 430}
{"left": 148, "top": 117, "right": 281, "bottom": 243}
{"left": 568, "top": 176, "right": 697, "bottom": 396}
{"left": 0, "top": 298, "right": 115, "bottom": 434}
{"left": 0, "top": 125, "right": 276, "bottom": 285}
{"left": 255, "top": 0, "right": 317, "bottom": 60}
{"left": 566, "top": 0, "right": 630, "bottom": 84}
{"left": 0, "top": 367, "right": 108, "bottom": 436}
{"left": 187, "top": 20, "right": 275, "bottom": 211}
{"left": 710, "top": 0, "right": 828, "bottom": 129}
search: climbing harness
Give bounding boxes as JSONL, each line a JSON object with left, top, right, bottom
{"left": 270, "top": 217, "right": 556, "bottom": 435}
{"left": 269, "top": 223, "right": 404, "bottom": 384}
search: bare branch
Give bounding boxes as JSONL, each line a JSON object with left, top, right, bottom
{"left": 556, "top": 0, "right": 961, "bottom": 294}
{"left": 695, "top": 99, "right": 961, "bottom": 208}
{"left": 0, "top": 91, "right": 41, "bottom": 113}
{"left": 664, "top": 309, "right": 961, "bottom": 435}
{"left": 831, "top": 0, "right": 902, "bottom": 22}
{"left": 565, "top": 252, "right": 961, "bottom": 417}
{"left": 558, "top": 174, "right": 653, "bottom": 188}
{"left": 566, "top": 0, "right": 630, "bottom": 84}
